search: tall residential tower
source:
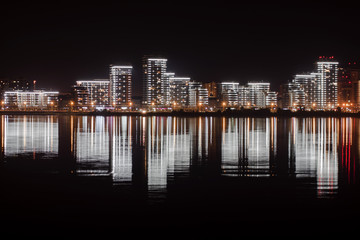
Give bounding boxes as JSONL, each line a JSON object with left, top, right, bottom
{"left": 110, "top": 65, "right": 132, "bottom": 107}
{"left": 142, "top": 57, "right": 168, "bottom": 106}
{"left": 315, "top": 57, "right": 339, "bottom": 109}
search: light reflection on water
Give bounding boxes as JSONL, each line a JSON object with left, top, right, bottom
{"left": 0, "top": 115, "right": 359, "bottom": 198}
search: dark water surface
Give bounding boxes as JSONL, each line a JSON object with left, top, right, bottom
{"left": 0, "top": 115, "right": 359, "bottom": 237}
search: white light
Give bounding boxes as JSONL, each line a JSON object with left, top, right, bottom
{"left": 77, "top": 80, "right": 110, "bottom": 83}
{"left": 110, "top": 66, "right": 133, "bottom": 69}
{"left": 148, "top": 58, "right": 167, "bottom": 61}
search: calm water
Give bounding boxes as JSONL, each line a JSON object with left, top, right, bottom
{"left": 0, "top": 115, "right": 359, "bottom": 237}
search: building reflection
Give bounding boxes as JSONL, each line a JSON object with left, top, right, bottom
{"left": 1, "top": 115, "right": 58, "bottom": 157}
{"left": 74, "top": 116, "right": 111, "bottom": 176}
{"left": 339, "top": 118, "right": 360, "bottom": 186}
{"left": 219, "top": 117, "right": 342, "bottom": 197}
{"left": 0, "top": 115, "right": 359, "bottom": 198}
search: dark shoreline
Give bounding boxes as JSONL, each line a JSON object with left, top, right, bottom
{"left": 1, "top": 109, "right": 360, "bottom": 117}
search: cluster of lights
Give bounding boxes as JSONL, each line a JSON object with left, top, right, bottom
{"left": 319, "top": 56, "right": 335, "bottom": 59}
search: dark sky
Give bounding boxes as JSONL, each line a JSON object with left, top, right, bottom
{"left": 1, "top": 1, "right": 359, "bottom": 95}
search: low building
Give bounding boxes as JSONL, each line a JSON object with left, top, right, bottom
{"left": 75, "top": 79, "right": 110, "bottom": 108}
{"left": 3, "top": 90, "right": 59, "bottom": 109}
{"left": 218, "top": 82, "right": 240, "bottom": 107}
{"left": 188, "top": 82, "right": 208, "bottom": 108}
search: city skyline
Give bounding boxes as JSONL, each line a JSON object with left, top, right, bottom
{"left": 1, "top": 2, "right": 360, "bottom": 93}
{"left": 2, "top": 55, "right": 360, "bottom": 112}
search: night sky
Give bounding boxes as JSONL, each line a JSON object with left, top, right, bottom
{"left": 1, "top": 1, "right": 359, "bottom": 95}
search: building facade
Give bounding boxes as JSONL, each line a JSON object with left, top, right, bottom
{"left": 188, "top": 82, "right": 208, "bottom": 108}
{"left": 247, "top": 82, "right": 270, "bottom": 108}
{"left": 110, "top": 65, "right": 132, "bottom": 107}
{"left": 338, "top": 63, "right": 360, "bottom": 110}
{"left": 76, "top": 79, "right": 110, "bottom": 108}
{"left": 265, "top": 91, "right": 278, "bottom": 107}
{"left": 238, "top": 85, "right": 250, "bottom": 106}
{"left": 315, "top": 58, "right": 339, "bottom": 109}
{"left": 4, "top": 90, "right": 59, "bottom": 109}
{"left": 218, "top": 82, "right": 240, "bottom": 107}
{"left": 163, "top": 72, "right": 175, "bottom": 106}
{"left": 293, "top": 73, "right": 319, "bottom": 109}
{"left": 169, "top": 76, "right": 190, "bottom": 108}
{"left": 142, "top": 57, "right": 168, "bottom": 106}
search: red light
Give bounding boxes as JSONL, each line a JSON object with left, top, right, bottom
{"left": 349, "top": 81, "right": 351, "bottom": 84}
{"left": 319, "top": 56, "right": 322, "bottom": 59}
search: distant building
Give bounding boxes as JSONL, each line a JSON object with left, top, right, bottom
{"left": 58, "top": 92, "right": 73, "bottom": 110}
{"left": 247, "top": 82, "right": 270, "bottom": 108}
{"left": 75, "top": 79, "right": 110, "bottom": 108}
{"left": 169, "top": 76, "right": 190, "bottom": 108}
{"left": 203, "top": 81, "right": 218, "bottom": 98}
{"left": 110, "top": 65, "right": 132, "bottom": 107}
{"left": 315, "top": 57, "right": 339, "bottom": 109}
{"left": 73, "top": 85, "right": 89, "bottom": 107}
{"left": 4, "top": 90, "right": 59, "bottom": 109}
{"left": 293, "top": 73, "right": 319, "bottom": 109}
{"left": 338, "top": 62, "right": 360, "bottom": 110}
{"left": 163, "top": 72, "right": 175, "bottom": 106}
{"left": 279, "top": 82, "right": 305, "bottom": 110}
{"left": 0, "top": 77, "right": 33, "bottom": 99}
{"left": 142, "top": 57, "right": 168, "bottom": 106}
{"left": 266, "top": 91, "right": 278, "bottom": 107}
{"left": 218, "top": 82, "right": 239, "bottom": 107}
{"left": 188, "top": 82, "right": 208, "bottom": 108}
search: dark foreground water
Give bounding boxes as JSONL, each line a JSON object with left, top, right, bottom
{"left": 0, "top": 115, "right": 359, "bottom": 238}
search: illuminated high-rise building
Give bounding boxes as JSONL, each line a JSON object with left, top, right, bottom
{"left": 163, "top": 72, "right": 175, "bottom": 106}
{"left": 75, "top": 79, "right": 110, "bottom": 108}
{"left": 142, "top": 57, "right": 168, "bottom": 106}
{"left": 109, "top": 65, "right": 132, "bottom": 107}
{"left": 266, "top": 91, "right": 278, "bottom": 107}
{"left": 338, "top": 62, "right": 360, "bottom": 110}
{"left": 293, "top": 73, "right": 320, "bottom": 109}
{"left": 169, "top": 76, "right": 190, "bottom": 107}
{"left": 238, "top": 85, "right": 250, "bottom": 106}
{"left": 247, "top": 82, "right": 270, "bottom": 108}
{"left": 218, "top": 82, "right": 240, "bottom": 106}
{"left": 279, "top": 82, "right": 306, "bottom": 110}
{"left": 188, "top": 82, "right": 208, "bottom": 107}
{"left": 315, "top": 57, "right": 339, "bottom": 109}
{"left": 73, "top": 85, "right": 89, "bottom": 107}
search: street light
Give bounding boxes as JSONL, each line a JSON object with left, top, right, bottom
{"left": 151, "top": 102, "right": 155, "bottom": 111}
{"left": 70, "top": 101, "right": 74, "bottom": 112}
{"left": 50, "top": 101, "right": 54, "bottom": 111}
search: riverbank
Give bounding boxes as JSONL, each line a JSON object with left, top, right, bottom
{"left": 1, "top": 109, "right": 360, "bottom": 117}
